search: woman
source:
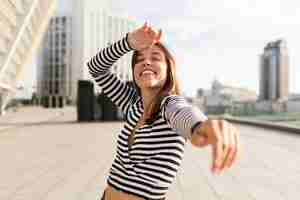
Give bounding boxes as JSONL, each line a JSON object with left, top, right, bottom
{"left": 87, "top": 21, "right": 240, "bottom": 200}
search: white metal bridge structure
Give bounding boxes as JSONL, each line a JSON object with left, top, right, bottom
{"left": 0, "top": 0, "right": 56, "bottom": 114}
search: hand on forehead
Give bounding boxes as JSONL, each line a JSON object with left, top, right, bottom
{"left": 138, "top": 45, "right": 163, "bottom": 56}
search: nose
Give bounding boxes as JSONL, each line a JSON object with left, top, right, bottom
{"left": 144, "top": 59, "right": 151, "bottom": 66}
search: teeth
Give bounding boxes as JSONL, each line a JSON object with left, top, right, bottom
{"left": 142, "top": 70, "right": 155, "bottom": 75}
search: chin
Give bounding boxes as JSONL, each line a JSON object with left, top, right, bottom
{"left": 140, "top": 81, "right": 161, "bottom": 90}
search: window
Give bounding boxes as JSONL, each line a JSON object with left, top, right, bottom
{"left": 55, "top": 65, "right": 59, "bottom": 78}
{"left": 62, "top": 17, "right": 66, "bottom": 24}
{"left": 49, "top": 81, "right": 52, "bottom": 94}
{"left": 55, "top": 81, "right": 59, "bottom": 94}
{"left": 49, "top": 65, "right": 53, "bottom": 78}
{"left": 61, "top": 64, "right": 66, "bottom": 78}
{"left": 61, "top": 49, "right": 66, "bottom": 55}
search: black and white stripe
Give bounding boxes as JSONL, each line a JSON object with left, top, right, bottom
{"left": 87, "top": 33, "right": 207, "bottom": 200}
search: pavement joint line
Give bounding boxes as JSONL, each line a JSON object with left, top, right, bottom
{"left": 193, "top": 161, "right": 225, "bottom": 200}
{"left": 2, "top": 107, "right": 300, "bottom": 199}
{"left": 6, "top": 154, "right": 94, "bottom": 200}
{"left": 223, "top": 116, "right": 300, "bottom": 135}
{"left": 175, "top": 174, "right": 186, "bottom": 200}
{"left": 76, "top": 158, "right": 112, "bottom": 200}
{"left": 6, "top": 158, "right": 66, "bottom": 200}
{"left": 0, "top": 112, "right": 64, "bottom": 135}
{"left": 35, "top": 156, "right": 97, "bottom": 200}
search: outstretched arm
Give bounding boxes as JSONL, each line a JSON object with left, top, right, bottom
{"left": 160, "top": 95, "right": 208, "bottom": 139}
{"left": 192, "top": 119, "right": 240, "bottom": 175}
{"left": 161, "top": 95, "right": 240, "bottom": 175}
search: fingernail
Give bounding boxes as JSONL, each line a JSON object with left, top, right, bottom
{"left": 213, "top": 168, "right": 220, "bottom": 175}
{"left": 212, "top": 166, "right": 218, "bottom": 173}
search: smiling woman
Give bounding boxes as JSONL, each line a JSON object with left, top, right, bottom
{"left": 87, "top": 21, "right": 240, "bottom": 200}
{"left": 130, "top": 42, "right": 180, "bottom": 124}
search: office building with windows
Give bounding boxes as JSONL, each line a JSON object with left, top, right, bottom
{"left": 37, "top": 15, "right": 72, "bottom": 107}
{"left": 259, "top": 39, "right": 289, "bottom": 101}
{"left": 71, "top": 0, "right": 137, "bottom": 102}
{"left": 37, "top": 0, "right": 138, "bottom": 106}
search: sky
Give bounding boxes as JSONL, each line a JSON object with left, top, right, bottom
{"left": 19, "top": 0, "right": 300, "bottom": 97}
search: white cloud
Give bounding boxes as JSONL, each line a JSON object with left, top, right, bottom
{"left": 18, "top": 1, "right": 299, "bottom": 97}
{"left": 109, "top": 0, "right": 300, "bottom": 95}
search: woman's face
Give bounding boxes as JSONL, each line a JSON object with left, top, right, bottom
{"left": 133, "top": 45, "right": 168, "bottom": 92}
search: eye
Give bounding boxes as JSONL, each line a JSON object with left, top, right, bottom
{"left": 152, "top": 56, "right": 161, "bottom": 61}
{"left": 136, "top": 58, "right": 144, "bottom": 63}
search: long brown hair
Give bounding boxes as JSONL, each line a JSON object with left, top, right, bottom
{"left": 131, "top": 42, "right": 181, "bottom": 124}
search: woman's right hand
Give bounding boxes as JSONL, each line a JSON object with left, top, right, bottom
{"left": 127, "top": 21, "right": 162, "bottom": 51}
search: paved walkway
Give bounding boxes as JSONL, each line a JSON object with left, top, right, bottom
{"left": 0, "top": 106, "right": 299, "bottom": 200}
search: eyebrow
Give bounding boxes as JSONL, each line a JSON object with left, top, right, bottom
{"left": 137, "top": 51, "right": 163, "bottom": 59}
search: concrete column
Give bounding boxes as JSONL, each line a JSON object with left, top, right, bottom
{"left": 49, "top": 96, "right": 52, "bottom": 108}
{"left": 63, "top": 97, "right": 66, "bottom": 107}
{"left": 0, "top": 94, "right": 3, "bottom": 115}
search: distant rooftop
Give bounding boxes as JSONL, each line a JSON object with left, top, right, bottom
{"left": 264, "top": 38, "right": 287, "bottom": 50}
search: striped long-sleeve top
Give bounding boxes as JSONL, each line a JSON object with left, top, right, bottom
{"left": 87, "top": 33, "right": 208, "bottom": 200}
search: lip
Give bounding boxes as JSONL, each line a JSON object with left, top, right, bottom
{"left": 140, "top": 69, "right": 156, "bottom": 76}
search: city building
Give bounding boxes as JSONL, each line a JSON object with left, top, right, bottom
{"left": 259, "top": 39, "right": 289, "bottom": 101}
{"left": 71, "top": 0, "right": 137, "bottom": 103}
{"left": 37, "top": 15, "right": 72, "bottom": 108}
{"left": 195, "top": 79, "right": 258, "bottom": 114}
{"left": 37, "top": 0, "right": 138, "bottom": 106}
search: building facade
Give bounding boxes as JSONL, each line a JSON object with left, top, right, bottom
{"left": 37, "top": 0, "right": 138, "bottom": 106}
{"left": 71, "top": 0, "right": 137, "bottom": 103}
{"left": 195, "top": 79, "right": 258, "bottom": 115}
{"left": 259, "top": 39, "right": 289, "bottom": 101}
{"left": 37, "top": 15, "right": 72, "bottom": 108}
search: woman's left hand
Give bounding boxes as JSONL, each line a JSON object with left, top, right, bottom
{"left": 190, "top": 119, "right": 240, "bottom": 175}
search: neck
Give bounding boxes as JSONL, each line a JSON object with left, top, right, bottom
{"left": 141, "top": 88, "right": 160, "bottom": 117}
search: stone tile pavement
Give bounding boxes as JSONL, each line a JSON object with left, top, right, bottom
{"left": 0, "top": 106, "right": 299, "bottom": 200}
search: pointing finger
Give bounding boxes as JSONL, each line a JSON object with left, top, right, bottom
{"left": 229, "top": 127, "right": 240, "bottom": 168}
{"left": 222, "top": 125, "right": 235, "bottom": 169}
{"left": 219, "top": 121, "right": 229, "bottom": 171}
{"left": 212, "top": 140, "right": 223, "bottom": 174}
{"left": 210, "top": 121, "right": 223, "bottom": 174}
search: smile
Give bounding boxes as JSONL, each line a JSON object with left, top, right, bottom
{"left": 140, "top": 70, "right": 156, "bottom": 76}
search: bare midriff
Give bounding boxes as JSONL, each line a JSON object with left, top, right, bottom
{"left": 103, "top": 185, "right": 145, "bottom": 200}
